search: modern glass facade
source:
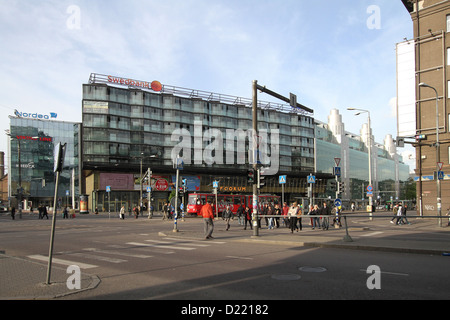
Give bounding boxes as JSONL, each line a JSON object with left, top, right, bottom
{"left": 82, "top": 74, "right": 319, "bottom": 211}
{"left": 8, "top": 117, "right": 81, "bottom": 209}
{"left": 315, "top": 109, "right": 410, "bottom": 206}
{"left": 82, "top": 82, "right": 315, "bottom": 174}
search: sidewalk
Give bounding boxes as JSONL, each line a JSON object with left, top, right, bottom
{"left": 0, "top": 253, "right": 100, "bottom": 300}
{"left": 167, "top": 214, "right": 450, "bottom": 256}
{"left": 1, "top": 213, "right": 449, "bottom": 299}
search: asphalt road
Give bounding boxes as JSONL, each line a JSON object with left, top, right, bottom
{"left": 1, "top": 213, "right": 449, "bottom": 301}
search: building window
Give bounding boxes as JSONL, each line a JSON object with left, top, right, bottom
{"left": 447, "top": 15, "right": 450, "bottom": 32}
{"left": 448, "top": 48, "right": 450, "bottom": 65}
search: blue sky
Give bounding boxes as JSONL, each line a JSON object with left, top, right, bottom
{"left": 0, "top": 0, "right": 415, "bottom": 170}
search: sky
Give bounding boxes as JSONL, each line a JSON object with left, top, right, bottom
{"left": 0, "top": 0, "right": 415, "bottom": 171}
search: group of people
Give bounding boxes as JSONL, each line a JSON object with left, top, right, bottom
{"left": 390, "top": 202, "right": 411, "bottom": 225}
{"left": 119, "top": 205, "right": 143, "bottom": 219}
{"left": 204, "top": 201, "right": 342, "bottom": 238}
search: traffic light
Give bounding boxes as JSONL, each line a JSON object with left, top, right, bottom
{"left": 329, "top": 180, "right": 337, "bottom": 192}
{"left": 258, "top": 169, "right": 265, "bottom": 188}
{"left": 247, "top": 169, "right": 255, "bottom": 184}
{"left": 338, "top": 182, "right": 345, "bottom": 193}
{"left": 415, "top": 134, "right": 426, "bottom": 141}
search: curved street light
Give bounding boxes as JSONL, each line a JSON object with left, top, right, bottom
{"left": 418, "top": 82, "right": 442, "bottom": 227}
{"left": 347, "top": 108, "right": 374, "bottom": 219}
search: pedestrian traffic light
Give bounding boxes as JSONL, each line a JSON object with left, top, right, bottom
{"left": 247, "top": 169, "right": 255, "bottom": 184}
{"left": 338, "top": 182, "right": 345, "bottom": 193}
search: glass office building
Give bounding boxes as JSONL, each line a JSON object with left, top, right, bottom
{"left": 315, "top": 109, "right": 410, "bottom": 207}
{"left": 82, "top": 73, "right": 321, "bottom": 211}
{"left": 8, "top": 116, "right": 81, "bottom": 210}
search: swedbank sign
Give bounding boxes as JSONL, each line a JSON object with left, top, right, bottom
{"left": 14, "top": 109, "right": 58, "bottom": 120}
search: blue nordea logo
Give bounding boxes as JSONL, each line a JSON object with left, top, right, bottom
{"left": 14, "top": 109, "right": 57, "bottom": 120}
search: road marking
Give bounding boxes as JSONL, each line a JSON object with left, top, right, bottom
{"left": 127, "top": 241, "right": 196, "bottom": 251}
{"left": 83, "top": 248, "right": 153, "bottom": 259}
{"left": 226, "top": 256, "right": 253, "bottom": 260}
{"left": 164, "top": 237, "right": 226, "bottom": 244}
{"left": 70, "top": 252, "right": 126, "bottom": 264}
{"left": 28, "top": 254, "right": 98, "bottom": 269}
{"left": 361, "top": 231, "right": 384, "bottom": 237}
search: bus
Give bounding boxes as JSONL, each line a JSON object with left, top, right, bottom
{"left": 187, "top": 193, "right": 281, "bottom": 216}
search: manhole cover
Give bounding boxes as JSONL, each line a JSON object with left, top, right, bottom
{"left": 298, "top": 266, "right": 327, "bottom": 273}
{"left": 271, "top": 274, "right": 301, "bottom": 281}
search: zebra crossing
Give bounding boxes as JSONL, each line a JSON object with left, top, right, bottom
{"left": 27, "top": 236, "right": 225, "bottom": 269}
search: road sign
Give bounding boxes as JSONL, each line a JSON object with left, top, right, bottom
{"left": 367, "top": 185, "right": 373, "bottom": 192}
{"left": 279, "top": 175, "right": 287, "bottom": 184}
{"left": 438, "top": 162, "right": 444, "bottom": 171}
{"left": 334, "top": 158, "right": 341, "bottom": 167}
{"left": 333, "top": 167, "right": 341, "bottom": 177}
{"left": 106, "top": 186, "right": 111, "bottom": 193}
{"left": 438, "top": 171, "right": 444, "bottom": 180}
{"left": 307, "top": 175, "right": 316, "bottom": 184}
{"left": 147, "top": 186, "right": 151, "bottom": 192}
{"left": 334, "top": 199, "right": 342, "bottom": 207}
{"left": 213, "top": 181, "right": 219, "bottom": 188}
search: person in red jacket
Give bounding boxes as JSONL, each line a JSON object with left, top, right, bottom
{"left": 201, "top": 199, "right": 214, "bottom": 239}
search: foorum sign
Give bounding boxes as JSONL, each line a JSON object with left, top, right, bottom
{"left": 14, "top": 109, "right": 58, "bottom": 120}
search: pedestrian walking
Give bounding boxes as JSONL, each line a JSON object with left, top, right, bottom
{"left": 401, "top": 204, "right": 411, "bottom": 225}
{"left": 162, "top": 202, "right": 168, "bottom": 220}
{"left": 243, "top": 206, "right": 253, "bottom": 230}
{"left": 320, "top": 202, "right": 331, "bottom": 230}
{"left": 311, "top": 204, "right": 321, "bottom": 229}
{"left": 282, "top": 202, "right": 289, "bottom": 227}
{"left": 42, "top": 206, "right": 49, "bottom": 219}
{"left": 296, "top": 203, "right": 303, "bottom": 231}
{"left": 119, "top": 205, "right": 125, "bottom": 219}
{"left": 288, "top": 202, "right": 299, "bottom": 233}
{"left": 38, "top": 204, "right": 43, "bottom": 219}
{"left": 274, "top": 204, "right": 281, "bottom": 229}
{"left": 267, "top": 203, "right": 275, "bottom": 230}
{"left": 236, "top": 204, "right": 244, "bottom": 225}
{"left": 201, "top": 199, "right": 214, "bottom": 239}
{"left": 11, "top": 207, "right": 15, "bottom": 220}
{"left": 133, "top": 206, "right": 139, "bottom": 219}
{"left": 390, "top": 203, "right": 399, "bottom": 224}
{"left": 63, "top": 206, "right": 68, "bottom": 219}
{"left": 223, "top": 204, "right": 233, "bottom": 231}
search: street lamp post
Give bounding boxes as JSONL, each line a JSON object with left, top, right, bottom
{"left": 347, "top": 108, "right": 373, "bottom": 220}
{"left": 418, "top": 83, "right": 442, "bottom": 227}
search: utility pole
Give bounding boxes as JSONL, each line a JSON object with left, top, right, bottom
{"left": 252, "top": 80, "right": 259, "bottom": 237}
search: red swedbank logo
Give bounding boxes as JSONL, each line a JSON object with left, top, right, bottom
{"left": 107, "top": 75, "right": 162, "bottom": 92}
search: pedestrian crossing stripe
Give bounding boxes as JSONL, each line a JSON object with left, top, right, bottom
{"left": 127, "top": 241, "right": 196, "bottom": 251}
{"left": 28, "top": 254, "right": 98, "bottom": 269}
